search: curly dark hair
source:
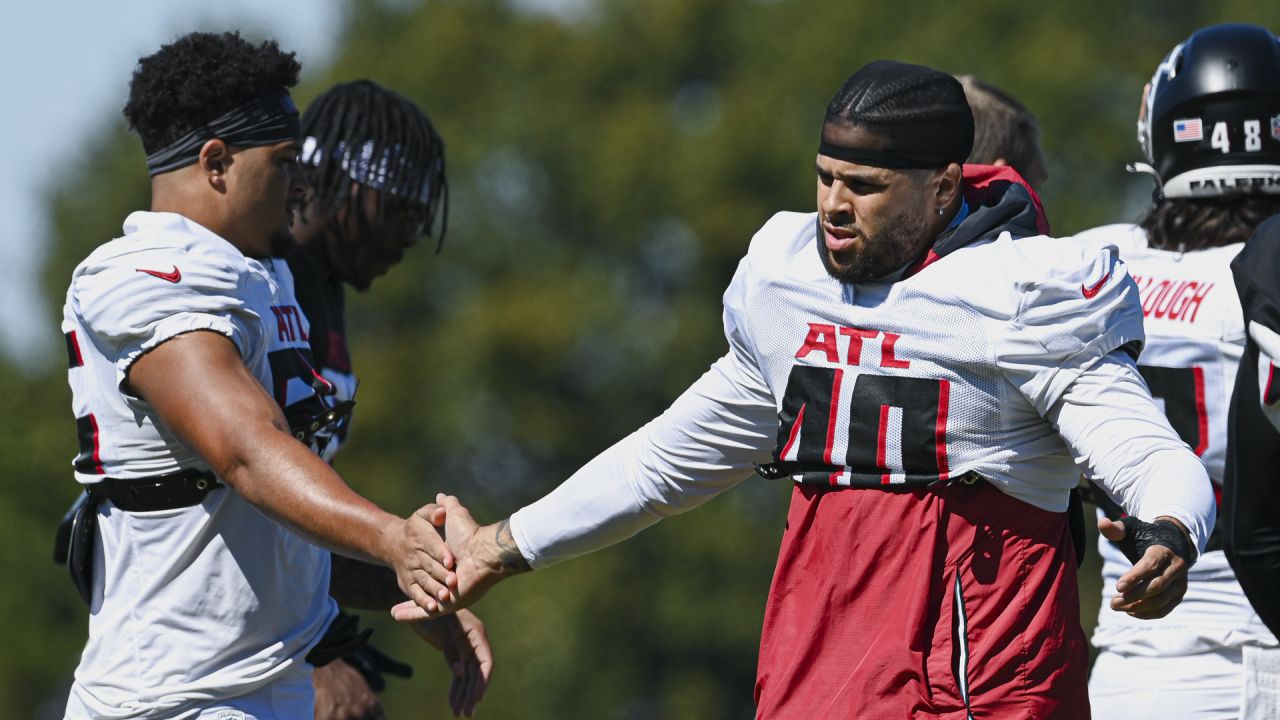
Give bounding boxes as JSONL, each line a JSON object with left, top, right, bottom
{"left": 1141, "top": 195, "right": 1280, "bottom": 251}
{"left": 301, "top": 80, "right": 449, "bottom": 252}
{"left": 123, "top": 31, "right": 301, "bottom": 154}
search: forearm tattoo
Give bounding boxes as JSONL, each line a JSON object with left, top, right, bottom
{"left": 494, "top": 518, "right": 532, "bottom": 576}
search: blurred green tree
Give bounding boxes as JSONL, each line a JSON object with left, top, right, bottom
{"left": 6, "top": 1, "right": 1280, "bottom": 717}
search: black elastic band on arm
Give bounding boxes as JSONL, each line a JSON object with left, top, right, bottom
{"left": 1115, "top": 516, "right": 1196, "bottom": 566}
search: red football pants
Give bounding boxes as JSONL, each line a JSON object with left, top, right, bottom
{"left": 754, "top": 479, "right": 1090, "bottom": 719}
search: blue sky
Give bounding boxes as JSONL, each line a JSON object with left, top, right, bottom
{"left": 0, "top": 1, "right": 343, "bottom": 369}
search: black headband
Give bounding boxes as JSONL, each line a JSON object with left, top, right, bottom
{"left": 819, "top": 60, "right": 973, "bottom": 170}
{"left": 818, "top": 134, "right": 956, "bottom": 169}
{"left": 145, "top": 94, "right": 301, "bottom": 176}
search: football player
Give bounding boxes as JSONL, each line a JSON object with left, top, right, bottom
{"left": 58, "top": 32, "right": 470, "bottom": 719}
{"left": 1226, "top": 214, "right": 1280, "bottom": 718}
{"left": 955, "top": 74, "right": 1115, "bottom": 570}
{"left": 289, "top": 80, "right": 491, "bottom": 719}
{"left": 957, "top": 73, "right": 1049, "bottom": 190}
{"left": 397, "top": 61, "right": 1215, "bottom": 718}
{"left": 1076, "top": 23, "right": 1280, "bottom": 720}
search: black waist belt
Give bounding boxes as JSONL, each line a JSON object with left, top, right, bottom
{"left": 755, "top": 461, "right": 983, "bottom": 487}
{"left": 86, "top": 469, "right": 223, "bottom": 512}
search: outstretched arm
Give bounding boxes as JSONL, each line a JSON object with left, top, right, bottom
{"left": 391, "top": 348, "right": 778, "bottom": 621}
{"left": 127, "top": 330, "right": 458, "bottom": 611}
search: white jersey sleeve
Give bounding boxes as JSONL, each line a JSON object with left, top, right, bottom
{"left": 69, "top": 241, "right": 261, "bottom": 391}
{"left": 1047, "top": 351, "right": 1215, "bottom": 556}
{"left": 510, "top": 255, "right": 777, "bottom": 568}
{"left": 63, "top": 221, "right": 274, "bottom": 480}
{"left": 996, "top": 241, "right": 1146, "bottom": 415}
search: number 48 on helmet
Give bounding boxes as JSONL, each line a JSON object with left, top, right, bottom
{"left": 1132, "top": 23, "right": 1280, "bottom": 199}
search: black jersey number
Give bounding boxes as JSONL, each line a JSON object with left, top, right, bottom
{"left": 773, "top": 365, "right": 951, "bottom": 486}
{"left": 1137, "top": 364, "right": 1208, "bottom": 457}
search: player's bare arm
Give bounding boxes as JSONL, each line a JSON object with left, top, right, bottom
{"left": 125, "top": 330, "right": 459, "bottom": 611}
{"left": 329, "top": 554, "right": 407, "bottom": 609}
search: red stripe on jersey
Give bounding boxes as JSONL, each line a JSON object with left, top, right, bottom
{"left": 780, "top": 404, "right": 806, "bottom": 461}
{"left": 824, "top": 370, "right": 844, "bottom": 466}
{"left": 878, "top": 404, "right": 891, "bottom": 485}
{"left": 67, "top": 331, "right": 84, "bottom": 367}
{"left": 295, "top": 347, "right": 335, "bottom": 396}
{"left": 936, "top": 380, "right": 951, "bottom": 482}
{"left": 1192, "top": 367, "right": 1209, "bottom": 456}
{"left": 1266, "top": 362, "right": 1279, "bottom": 406}
{"left": 826, "top": 371, "right": 844, "bottom": 486}
{"left": 88, "top": 413, "right": 104, "bottom": 475}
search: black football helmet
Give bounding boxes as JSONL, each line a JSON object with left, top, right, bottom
{"left": 1134, "top": 24, "right": 1280, "bottom": 199}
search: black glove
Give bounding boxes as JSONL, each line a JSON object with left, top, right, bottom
{"left": 342, "top": 642, "right": 414, "bottom": 693}
{"left": 1112, "top": 516, "right": 1195, "bottom": 567}
{"left": 306, "top": 611, "right": 373, "bottom": 667}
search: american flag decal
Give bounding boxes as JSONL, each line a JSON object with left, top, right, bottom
{"left": 1173, "top": 118, "right": 1203, "bottom": 143}
{"left": 1271, "top": 115, "right": 1280, "bottom": 142}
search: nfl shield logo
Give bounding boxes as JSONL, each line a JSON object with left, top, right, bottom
{"left": 1272, "top": 115, "right": 1280, "bottom": 142}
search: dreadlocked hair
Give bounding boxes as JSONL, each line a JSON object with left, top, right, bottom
{"left": 1140, "top": 195, "right": 1280, "bottom": 252}
{"left": 124, "top": 32, "right": 300, "bottom": 154}
{"left": 300, "top": 80, "right": 448, "bottom": 253}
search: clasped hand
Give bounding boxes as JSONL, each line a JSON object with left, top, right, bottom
{"left": 392, "top": 494, "right": 516, "bottom": 622}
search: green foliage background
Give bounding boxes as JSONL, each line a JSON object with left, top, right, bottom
{"left": 5, "top": 1, "right": 1279, "bottom": 717}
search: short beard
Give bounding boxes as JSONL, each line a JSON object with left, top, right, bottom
{"left": 816, "top": 209, "right": 932, "bottom": 283}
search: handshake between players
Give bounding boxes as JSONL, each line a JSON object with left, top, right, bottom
{"left": 395, "top": 496, "right": 530, "bottom": 623}
{"left": 395, "top": 494, "right": 1196, "bottom": 624}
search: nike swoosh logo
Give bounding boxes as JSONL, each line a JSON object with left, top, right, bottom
{"left": 1081, "top": 272, "right": 1110, "bottom": 299}
{"left": 136, "top": 266, "right": 182, "bottom": 283}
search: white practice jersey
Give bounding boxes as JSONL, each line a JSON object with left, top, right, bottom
{"left": 733, "top": 212, "right": 1141, "bottom": 506}
{"left": 61, "top": 211, "right": 337, "bottom": 719}
{"left": 1080, "top": 223, "right": 1277, "bottom": 656}
{"left": 511, "top": 209, "right": 1214, "bottom": 569}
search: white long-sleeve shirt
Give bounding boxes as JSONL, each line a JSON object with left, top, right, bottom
{"left": 511, "top": 211, "right": 1215, "bottom": 569}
